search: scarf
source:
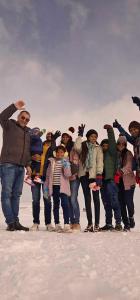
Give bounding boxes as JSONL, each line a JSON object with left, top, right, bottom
{"left": 85, "top": 142, "right": 95, "bottom": 170}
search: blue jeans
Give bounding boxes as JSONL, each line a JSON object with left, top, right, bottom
{"left": 31, "top": 183, "right": 52, "bottom": 225}
{"left": 1, "top": 163, "right": 25, "bottom": 224}
{"left": 69, "top": 178, "right": 80, "bottom": 224}
{"left": 101, "top": 180, "right": 121, "bottom": 225}
{"left": 53, "top": 185, "right": 69, "bottom": 224}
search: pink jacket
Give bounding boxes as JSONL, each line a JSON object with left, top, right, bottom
{"left": 121, "top": 150, "right": 136, "bottom": 190}
{"left": 44, "top": 158, "right": 71, "bottom": 196}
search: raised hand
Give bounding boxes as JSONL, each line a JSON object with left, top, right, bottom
{"left": 132, "top": 96, "right": 140, "bottom": 109}
{"left": 53, "top": 130, "right": 61, "bottom": 140}
{"left": 78, "top": 124, "right": 85, "bottom": 137}
{"left": 104, "top": 124, "right": 112, "bottom": 130}
{"left": 14, "top": 100, "right": 25, "bottom": 110}
{"left": 113, "top": 119, "right": 121, "bottom": 129}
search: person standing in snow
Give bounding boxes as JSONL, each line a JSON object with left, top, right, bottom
{"left": 0, "top": 100, "right": 31, "bottom": 231}
{"left": 30, "top": 130, "right": 61, "bottom": 231}
{"left": 60, "top": 127, "right": 81, "bottom": 231}
{"left": 74, "top": 124, "right": 103, "bottom": 232}
{"left": 43, "top": 145, "right": 72, "bottom": 233}
{"left": 100, "top": 125, "right": 122, "bottom": 231}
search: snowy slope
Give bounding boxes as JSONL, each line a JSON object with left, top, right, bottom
{"left": 0, "top": 185, "right": 140, "bottom": 300}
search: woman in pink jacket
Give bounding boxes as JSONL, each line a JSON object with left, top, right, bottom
{"left": 116, "top": 135, "right": 136, "bottom": 231}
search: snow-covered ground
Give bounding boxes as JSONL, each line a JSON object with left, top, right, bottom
{"left": 0, "top": 185, "right": 140, "bottom": 300}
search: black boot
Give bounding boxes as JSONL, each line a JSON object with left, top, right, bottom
{"left": 99, "top": 224, "right": 114, "bottom": 231}
{"left": 129, "top": 217, "right": 135, "bottom": 228}
{"left": 14, "top": 221, "right": 29, "bottom": 231}
{"left": 6, "top": 223, "right": 16, "bottom": 231}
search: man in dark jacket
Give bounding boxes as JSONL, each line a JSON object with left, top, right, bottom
{"left": 100, "top": 125, "right": 122, "bottom": 231}
{"left": 0, "top": 100, "right": 32, "bottom": 231}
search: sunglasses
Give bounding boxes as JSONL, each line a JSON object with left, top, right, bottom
{"left": 21, "top": 116, "right": 30, "bottom": 122}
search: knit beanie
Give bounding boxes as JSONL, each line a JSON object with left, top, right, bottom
{"left": 100, "top": 139, "right": 109, "bottom": 146}
{"left": 86, "top": 129, "right": 98, "bottom": 139}
{"left": 128, "top": 121, "right": 140, "bottom": 132}
{"left": 117, "top": 135, "right": 127, "bottom": 145}
{"left": 62, "top": 127, "right": 75, "bottom": 138}
{"left": 31, "top": 127, "right": 40, "bottom": 134}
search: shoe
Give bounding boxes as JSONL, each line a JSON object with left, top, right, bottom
{"left": 63, "top": 224, "right": 73, "bottom": 233}
{"left": 99, "top": 224, "right": 114, "bottom": 231}
{"left": 115, "top": 224, "right": 122, "bottom": 231}
{"left": 33, "top": 176, "right": 43, "bottom": 184}
{"left": 72, "top": 224, "right": 81, "bottom": 231}
{"left": 129, "top": 217, "right": 135, "bottom": 228}
{"left": 24, "top": 176, "right": 35, "bottom": 186}
{"left": 14, "top": 221, "right": 29, "bottom": 231}
{"left": 94, "top": 224, "right": 100, "bottom": 232}
{"left": 123, "top": 225, "right": 130, "bottom": 232}
{"left": 30, "top": 223, "right": 39, "bottom": 231}
{"left": 6, "top": 223, "right": 16, "bottom": 231}
{"left": 46, "top": 224, "right": 55, "bottom": 232}
{"left": 55, "top": 224, "right": 63, "bottom": 232}
{"left": 84, "top": 225, "right": 93, "bottom": 232}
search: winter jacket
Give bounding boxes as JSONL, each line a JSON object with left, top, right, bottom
{"left": 44, "top": 158, "right": 71, "bottom": 196}
{"left": 74, "top": 136, "right": 103, "bottom": 179}
{"left": 69, "top": 148, "right": 80, "bottom": 181}
{"left": 103, "top": 128, "right": 117, "bottom": 180}
{"left": 31, "top": 135, "right": 43, "bottom": 155}
{"left": 117, "top": 125, "right": 140, "bottom": 172}
{"left": 0, "top": 104, "right": 31, "bottom": 167}
{"left": 117, "top": 149, "right": 136, "bottom": 190}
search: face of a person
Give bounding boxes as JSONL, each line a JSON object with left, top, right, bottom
{"left": 129, "top": 127, "right": 139, "bottom": 138}
{"left": 61, "top": 134, "right": 70, "bottom": 145}
{"left": 46, "top": 132, "right": 52, "bottom": 141}
{"left": 17, "top": 112, "right": 30, "bottom": 128}
{"left": 117, "top": 143, "right": 126, "bottom": 152}
{"left": 56, "top": 149, "right": 65, "bottom": 159}
{"left": 88, "top": 134, "right": 97, "bottom": 144}
{"left": 102, "top": 143, "right": 109, "bottom": 152}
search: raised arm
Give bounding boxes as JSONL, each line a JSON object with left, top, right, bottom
{"left": 0, "top": 100, "right": 25, "bottom": 128}
{"left": 113, "top": 119, "right": 135, "bottom": 145}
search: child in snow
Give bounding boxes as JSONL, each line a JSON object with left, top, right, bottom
{"left": 24, "top": 127, "right": 46, "bottom": 185}
{"left": 74, "top": 124, "right": 103, "bottom": 232}
{"left": 61, "top": 127, "right": 81, "bottom": 231}
{"left": 43, "top": 145, "right": 72, "bottom": 233}
{"left": 116, "top": 135, "right": 136, "bottom": 231}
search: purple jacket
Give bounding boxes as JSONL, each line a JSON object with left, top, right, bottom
{"left": 44, "top": 158, "right": 71, "bottom": 196}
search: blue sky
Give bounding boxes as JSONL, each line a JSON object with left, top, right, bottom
{"left": 0, "top": 0, "right": 140, "bottom": 140}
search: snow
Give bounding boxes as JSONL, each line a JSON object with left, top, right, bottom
{"left": 0, "top": 185, "right": 140, "bottom": 300}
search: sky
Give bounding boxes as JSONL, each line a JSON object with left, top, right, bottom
{"left": 0, "top": 0, "right": 140, "bottom": 145}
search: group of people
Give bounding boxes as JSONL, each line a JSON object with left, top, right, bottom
{"left": 0, "top": 97, "right": 140, "bottom": 233}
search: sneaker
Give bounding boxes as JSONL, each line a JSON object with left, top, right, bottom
{"left": 84, "top": 225, "right": 93, "bottom": 232}
{"left": 123, "top": 225, "right": 130, "bottom": 232}
{"left": 63, "top": 224, "right": 73, "bottom": 233}
{"left": 33, "top": 176, "right": 43, "bottom": 184}
{"left": 129, "top": 217, "right": 135, "bottom": 228}
{"left": 115, "top": 224, "right": 122, "bottom": 231}
{"left": 94, "top": 224, "right": 100, "bottom": 232}
{"left": 55, "top": 224, "right": 63, "bottom": 233}
{"left": 46, "top": 224, "right": 55, "bottom": 232}
{"left": 30, "top": 223, "right": 39, "bottom": 231}
{"left": 14, "top": 221, "right": 29, "bottom": 231}
{"left": 72, "top": 224, "right": 81, "bottom": 231}
{"left": 24, "top": 176, "right": 35, "bottom": 186}
{"left": 99, "top": 224, "right": 114, "bottom": 231}
{"left": 6, "top": 223, "right": 16, "bottom": 231}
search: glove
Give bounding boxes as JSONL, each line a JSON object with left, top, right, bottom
{"left": 62, "top": 158, "right": 69, "bottom": 169}
{"left": 53, "top": 130, "right": 61, "bottom": 140}
{"left": 132, "top": 96, "right": 140, "bottom": 109}
{"left": 114, "top": 171, "right": 122, "bottom": 184}
{"left": 43, "top": 186, "right": 49, "bottom": 199}
{"left": 104, "top": 124, "right": 112, "bottom": 130}
{"left": 78, "top": 124, "right": 85, "bottom": 137}
{"left": 95, "top": 175, "right": 102, "bottom": 187}
{"left": 113, "top": 119, "right": 121, "bottom": 129}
